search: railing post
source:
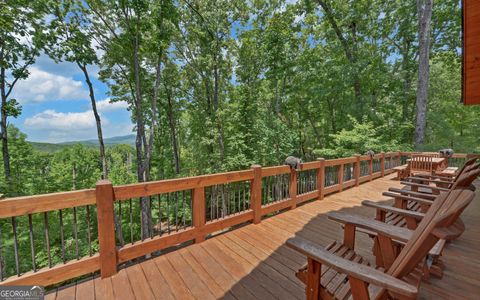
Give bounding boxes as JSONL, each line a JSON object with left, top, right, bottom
{"left": 193, "top": 187, "right": 206, "bottom": 243}
{"left": 250, "top": 165, "right": 262, "bottom": 224}
{"left": 354, "top": 155, "right": 360, "bottom": 187}
{"left": 396, "top": 151, "right": 401, "bottom": 167}
{"left": 317, "top": 158, "right": 325, "bottom": 200}
{"left": 380, "top": 152, "right": 385, "bottom": 177}
{"left": 289, "top": 167, "right": 297, "bottom": 210}
{"left": 368, "top": 156, "right": 373, "bottom": 181}
{"left": 95, "top": 180, "right": 118, "bottom": 278}
{"left": 338, "top": 164, "right": 344, "bottom": 191}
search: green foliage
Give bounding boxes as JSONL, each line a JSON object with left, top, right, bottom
{"left": 314, "top": 118, "right": 411, "bottom": 158}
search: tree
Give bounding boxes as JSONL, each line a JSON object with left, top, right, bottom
{"left": 48, "top": 0, "right": 109, "bottom": 178}
{"left": 0, "top": 0, "right": 49, "bottom": 190}
{"left": 414, "top": 0, "right": 433, "bottom": 149}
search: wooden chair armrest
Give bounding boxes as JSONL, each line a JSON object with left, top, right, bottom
{"left": 362, "top": 200, "right": 425, "bottom": 219}
{"left": 406, "top": 177, "right": 453, "bottom": 185}
{"left": 327, "top": 212, "right": 411, "bottom": 242}
{"left": 286, "top": 237, "right": 418, "bottom": 299}
{"left": 401, "top": 181, "right": 450, "bottom": 192}
{"left": 410, "top": 174, "right": 453, "bottom": 181}
{"left": 382, "top": 192, "right": 434, "bottom": 206}
{"left": 387, "top": 188, "right": 437, "bottom": 200}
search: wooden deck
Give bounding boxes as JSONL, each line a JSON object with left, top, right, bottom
{"left": 46, "top": 174, "right": 480, "bottom": 300}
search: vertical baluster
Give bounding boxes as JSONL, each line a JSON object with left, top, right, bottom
{"left": 242, "top": 184, "right": 246, "bottom": 211}
{"left": 149, "top": 196, "right": 154, "bottom": 238}
{"left": 129, "top": 199, "right": 133, "bottom": 243}
{"left": 261, "top": 179, "right": 265, "bottom": 205}
{"left": 11, "top": 217, "right": 20, "bottom": 276}
{"left": 219, "top": 185, "right": 223, "bottom": 218}
{"left": 86, "top": 205, "right": 92, "bottom": 256}
{"left": 227, "top": 184, "right": 230, "bottom": 216}
{"left": 297, "top": 173, "right": 300, "bottom": 195}
{"left": 216, "top": 186, "right": 220, "bottom": 219}
{"left": 167, "top": 194, "right": 171, "bottom": 234}
{"left": 118, "top": 201, "right": 123, "bottom": 245}
{"left": 28, "top": 214, "right": 36, "bottom": 272}
{"left": 157, "top": 195, "right": 162, "bottom": 236}
{"left": 300, "top": 172, "right": 303, "bottom": 194}
{"left": 182, "top": 191, "right": 186, "bottom": 229}
{"left": 59, "top": 210, "right": 65, "bottom": 263}
{"left": 238, "top": 184, "right": 242, "bottom": 212}
{"left": 232, "top": 183, "right": 237, "bottom": 214}
{"left": 73, "top": 207, "right": 79, "bottom": 259}
{"left": 284, "top": 174, "right": 288, "bottom": 198}
{"left": 267, "top": 177, "right": 271, "bottom": 203}
{"left": 189, "top": 190, "right": 193, "bottom": 226}
{"left": 175, "top": 192, "right": 179, "bottom": 232}
{"left": 208, "top": 188, "right": 213, "bottom": 221}
{"left": 44, "top": 212, "right": 52, "bottom": 268}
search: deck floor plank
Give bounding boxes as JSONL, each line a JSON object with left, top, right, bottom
{"left": 139, "top": 258, "right": 176, "bottom": 300}
{"left": 93, "top": 276, "right": 114, "bottom": 300}
{"left": 67, "top": 174, "right": 480, "bottom": 299}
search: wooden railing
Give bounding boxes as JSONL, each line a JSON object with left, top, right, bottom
{"left": 0, "top": 151, "right": 477, "bottom": 286}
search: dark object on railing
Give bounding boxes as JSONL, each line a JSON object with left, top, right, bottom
{"left": 365, "top": 150, "right": 375, "bottom": 158}
{"left": 285, "top": 156, "right": 302, "bottom": 170}
{"left": 439, "top": 149, "right": 454, "bottom": 158}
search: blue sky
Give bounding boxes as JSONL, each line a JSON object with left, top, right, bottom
{"left": 11, "top": 52, "right": 133, "bottom": 143}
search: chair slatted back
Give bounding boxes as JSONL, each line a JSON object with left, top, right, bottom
{"left": 375, "top": 169, "right": 480, "bottom": 299}
{"left": 447, "top": 162, "right": 479, "bottom": 189}
{"left": 455, "top": 158, "right": 478, "bottom": 178}
{"left": 423, "top": 152, "right": 440, "bottom": 158}
{"left": 410, "top": 155, "right": 434, "bottom": 173}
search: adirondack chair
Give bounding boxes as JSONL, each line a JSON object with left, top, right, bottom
{"left": 361, "top": 168, "right": 480, "bottom": 278}
{"left": 287, "top": 184, "right": 475, "bottom": 300}
{"left": 409, "top": 155, "right": 434, "bottom": 177}
{"left": 405, "top": 158, "right": 477, "bottom": 188}
{"left": 390, "top": 160, "right": 479, "bottom": 212}
{"left": 401, "top": 161, "right": 479, "bottom": 196}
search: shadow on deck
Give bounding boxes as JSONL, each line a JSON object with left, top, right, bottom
{"left": 48, "top": 174, "right": 480, "bottom": 299}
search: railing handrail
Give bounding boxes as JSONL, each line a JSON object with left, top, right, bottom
{"left": 0, "top": 150, "right": 475, "bottom": 286}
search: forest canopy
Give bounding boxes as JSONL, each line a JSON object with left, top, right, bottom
{"left": 1, "top": 0, "right": 479, "bottom": 197}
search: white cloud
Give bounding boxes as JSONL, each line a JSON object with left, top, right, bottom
{"left": 96, "top": 99, "right": 129, "bottom": 112}
{"left": 12, "top": 67, "right": 88, "bottom": 104}
{"left": 23, "top": 108, "right": 133, "bottom": 143}
{"left": 24, "top": 109, "right": 102, "bottom": 130}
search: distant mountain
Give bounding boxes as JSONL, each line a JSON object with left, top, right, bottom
{"left": 60, "top": 134, "right": 136, "bottom": 146}
{"left": 29, "top": 134, "right": 136, "bottom": 152}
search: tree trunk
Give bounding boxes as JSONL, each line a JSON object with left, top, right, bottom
{"left": 132, "top": 30, "right": 152, "bottom": 239}
{"left": 79, "top": 63, "right": 108, "bottom": 179}
{"left": 78, "top": 63, "right": 125, "bottom": 245}
{"left": 0, "top": 66, "right": 11, "bottom": 189}
{"left": 213, "top": 62, "right": 225, "bottom": 162}
{"left": 414, "top": 0, "right": 433, "bottom": 149}
{"left": 166, "top": 91, "right": 181, "bottom": 175}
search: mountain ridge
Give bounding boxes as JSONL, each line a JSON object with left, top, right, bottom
{"left": 29, "top": 134, "right": 136, "bottom": 152}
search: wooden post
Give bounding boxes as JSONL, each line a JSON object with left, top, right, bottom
{"left": 289, "top": 167, "right": 297, "bottom": 210}
{"left": 380, "top": 152, "right": 385, "bottom": 177}
{"left": 354, "top": 155, "right": 360, "bottom": 187}
{"left": 317, "top": 158, "right": 325, "bottom": 200}
{"left": 193, "top": 187, "right": 206, "bottom": 243}
{"left": 338, "top": 164, "right": 344, "bottom": 191}
{"left": 95, "top": 180, "right": 117, "bottom": 278}
{"left": 250, "top": 165, "right": 262, "bottom": 224}
{"left": 396, "top": 151, "right": 401, "bottom": 167}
